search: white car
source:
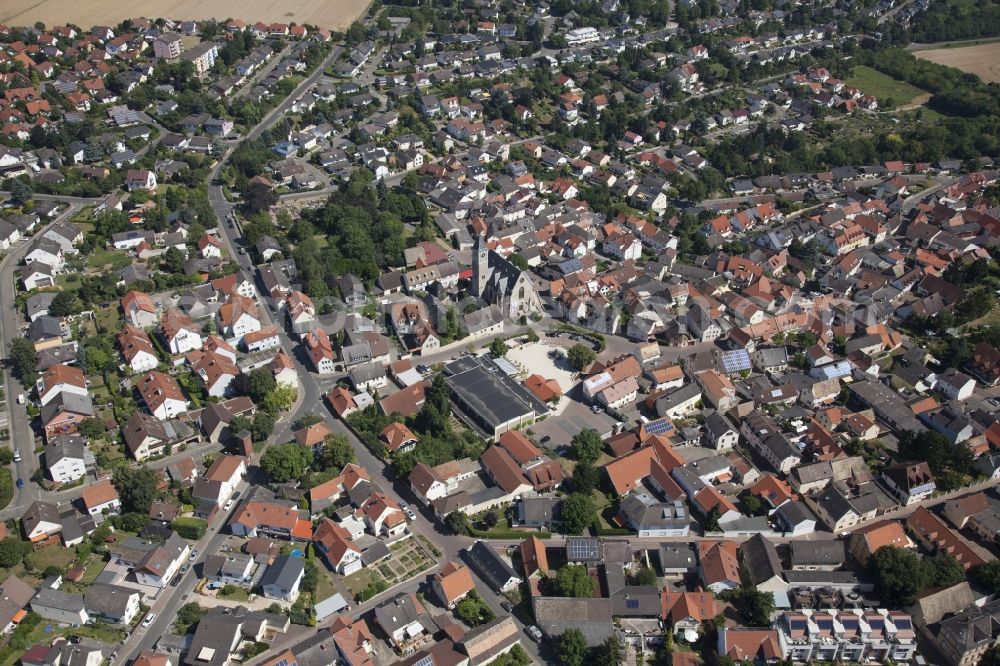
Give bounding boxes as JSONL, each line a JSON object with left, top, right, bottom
{"left": 142, "top": 613, "right": 156, "bottom": 628}
{"left": 224, "top": 499, "right": 235, "bottom": 510}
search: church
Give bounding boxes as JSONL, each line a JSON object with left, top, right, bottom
{"left": 472, "top": 234, "right": 541, "bottom": 318}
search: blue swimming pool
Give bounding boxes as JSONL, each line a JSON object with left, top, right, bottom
{"left": 291, "top": 549, "right": 303, "bottom": 557}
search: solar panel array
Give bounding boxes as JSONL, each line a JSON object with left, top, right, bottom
{"left": 567, "top": 538, "right": 599, "bottom": 561}
{"left": 719, "top": 348, "right": 752, "bottom": 374}
{"left": 644, "top": 418, "right": 675, "bottom": 436}
{"left": 413, "top": 657, "right": 434, "bottom": 666}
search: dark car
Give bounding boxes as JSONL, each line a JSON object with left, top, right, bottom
{"left": 540, "top": 436, "right": 551, "bottom": 444}
{"left": 15, "top": 479, "right": 23, "bottom": 489}
{"left": 501, "top": 600, "right": 515, "bottom": 612}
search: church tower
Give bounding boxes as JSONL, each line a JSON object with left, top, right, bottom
{"left": 473, "top": 233, "right": 489, "bottom": 297}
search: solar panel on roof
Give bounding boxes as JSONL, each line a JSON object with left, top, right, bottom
{"left": 719, "top": 349, "right": 751, "bottom": 374}
{"left": 626, "top": 599, "right": 639, "bottom": 609}
{"left": 413, "top": 656, "right": 434, "bottom": 666}
{"left": 645, "top": 418, "right": 675, "bottom": 436}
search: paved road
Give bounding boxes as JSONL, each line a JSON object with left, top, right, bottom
{"left": 231, "top": 45, "right": 292, "bottom": 101}
{"left": 0, "top": 205, "right": 82, "bottom": 518}
{"left": 117, "top": 472, "right": 260, "bottom": 665}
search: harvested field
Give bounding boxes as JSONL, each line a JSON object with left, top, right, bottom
{"left": 0, "top": 0, "right": 370, "bottom": 31}
{"left": 915, "top": 42, "right": 1000, "bottom": 83}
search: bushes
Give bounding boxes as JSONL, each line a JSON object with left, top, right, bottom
{"left": 354, "top": 578, "right": 389, "bottom": 602}
{"left": 171, "top": 517, "right": 208, "bottom": 540}
{"left": 9, "top": 612, "right": 42, "bottom": 650}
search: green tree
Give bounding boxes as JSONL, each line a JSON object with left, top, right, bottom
{"left": 489, "top": 338, "right": 509, "bottom": 358}
{"left": 0, "top": 538, "right": 30, "bottom": 568}
{"left": 593, "top": 636, "right": 621, "bottom": 666}
{"left": 262, "top": 384, "right": 297, "bottom": 415}
{"left": 561, "top": 492, "right": 597, "bottom": 535}
{"left": 301, "top": 561, "right": 319, "bottom": 594}
{"left": 740, "top": 588, "right": 775, "bottom": 626}
{"left": 112, "top": 465, "right": 158, "bottom": 514}
{"left": 557, "top": 629, "right": 588, "bottom": 666}
{"left": 49, "top": 291, "right": 82, "bottom": 317}
{"left": 705, "top": 506, "right": 722, "bottom": 532}
{"left": 77, "top": 418, "right": 106, "bottom": 440}
{"left": 9, "top": 338, "right": 38, "bottom": 386}
{"left": 570, "top": 459, "right": 599, "bottom": 494}
{"left": 8, "top": 180, "right": 31, "bottom": 207}
{"left": 972, "top": 560, "right": 1000, "bottom": 595}
{"left": 175, "top": 602, "right": 208, "bottom": 633}
{"left": 567, "top": 344, "right": 597, "bottom": 371}
{"left": 455, "top": 591, "right": 496, "bottom": 627}
{"left": 631, "top": 567, "right": 658, "bottom": 587}
{"left": 233, "top": 368, "right": 278, "bottom": 403}
{"left": 260, "top": 443, "right": 313, "bottom": 483}
{"left": 870, "top": 546, "right": 924, "bottom": 607}
{"left": 251, "top": 411, "right": 275, "bottom": 442}
{"left": 0, "top": 449, "right": 11, "bottom": 465}
{"left": 741, "top": 494, "right": 763, "bottom": 516}
{"left": 315, "top": 434, "right": 356, "bottom": 471}
{"left": 570, "top": 429, "right": 603, "bottom": 465}
{"left": 445, "top": 511, "right": 470, "bottom": 535}
{"left": 924, "top": 552, "right": 965, "bottom": 588}
{"left": 555, "top": 564, "right": 595, "bottom": 598}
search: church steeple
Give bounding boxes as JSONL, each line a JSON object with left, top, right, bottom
{"left": 473, "top": 232, "right": 488, "bottom": 297}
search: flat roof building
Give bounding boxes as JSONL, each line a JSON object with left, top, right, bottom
{"left": 443, "top": 355, "right": 548, "bottom": 439}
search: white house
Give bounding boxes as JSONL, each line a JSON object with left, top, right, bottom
{"left": 80, "top": 481, "right": 121, "bottom": 516}
{"left": 132, "top": 534, "right": 190, "bottom": 588}
{"left": 45, "top": 435, "right": 88, "bottom": 484}
{"left": 36, "top": 364, "right": 88, "bottom": 407}
{"left": 162, "top": 310, "right": 203, "bottom": 355}
{"left": 704, "top": 412, "right": 739, "bottom": 450}
{"left": 935, "top": 369, "right": 976, "bottom": 401}
{"left": 261, "top": 556, "right": 305, "bottom": 602}
{"left": 242, "top": 326, "right": 281, "bottom": 353}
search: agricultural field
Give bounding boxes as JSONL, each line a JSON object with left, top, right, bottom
{"left": 0, "top": 0, "right": 370, "bottom": 31}
{"left": 915, "top": 42, "right": 1000, "bottom": 83}
{"left": 846, "top": 66, "right": 928, "bottom": 107}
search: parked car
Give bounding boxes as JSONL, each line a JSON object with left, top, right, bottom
{"left": 525, "top": 625, "right": 543, "bottom": 642}
{"left": 501, "top": 600, "right": 514, "bottom": 612}
{"left": 15, "top": 479, "right": 23, "bottom": 489}
{"left": 224, "top": 499, "right": 234, "bottom": 511}
{"left": 189, "top": 550, "right": 199, "bottom": 561}
{"left": 142, "top": 613, "right": 156, "bottom": 628}
{"left": 540, "top": 435, "right": 551, "bottom": 444}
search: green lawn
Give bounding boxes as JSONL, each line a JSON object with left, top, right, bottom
{"left": 343, "top": 569, "right": 374, "bottom": 597}
{"left": 30, "top": 545, "right": 76, "bottom": 572}
{"left": 846, "top": 66, "right": 927, "bottom": 107}
{"left": 87, "top": 247, "right": 130, "bottom": 271}
{"left": 315, "top": 569, "right": 338, "bottom": 602}
{"left": 94, "top": 305, "right": 122, "bottom": 334}
{"left": 218, "top": 586, "right": 250, "bottom": 602}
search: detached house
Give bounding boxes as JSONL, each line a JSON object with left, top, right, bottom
{"left": 137, "top": 370, "right": 187, "bottom": 420}
{"left": 161, "top": 309, "right": 202, "bottom": 355}
{"left": 313, "top": 518, "right": 362, "bottom": 575}
{"left": 433, "top": 562, "right": 476, "bottom": 609}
